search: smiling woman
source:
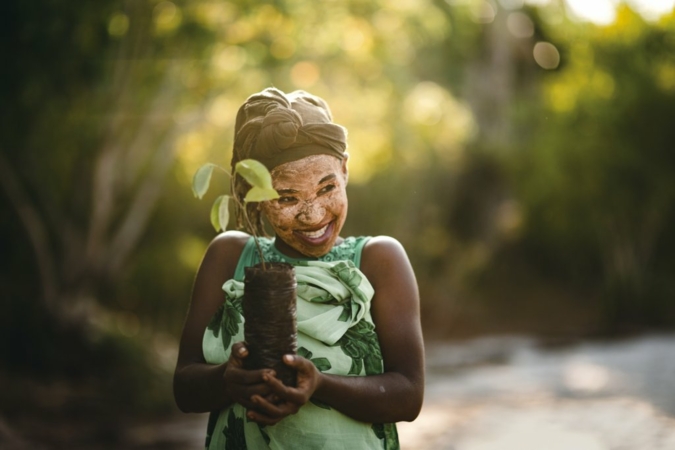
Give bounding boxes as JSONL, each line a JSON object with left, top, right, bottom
{"left": 173, "top": 88, "right": 424, "bottom": 450}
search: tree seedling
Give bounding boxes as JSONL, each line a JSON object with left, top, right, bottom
{"left": 192, "top": 159, "right": 279, "bottom": 269}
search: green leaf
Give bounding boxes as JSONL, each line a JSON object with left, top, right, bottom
{"left": 235, "top": 159, "right": 275, "bottom": 190}
{"left": 312, "top": 357, "right": 332, "bottom": 372}
{"left": 297, "top": 347, "right": 313, "bottom": 359}
{"left": 192, "top": 163, "right": 216, "bottom": 199}
{"left": 244, "top": 186, "right": 279, "bottom": 203}
{"left": 210, "top": 195, "right": 229, "bottom": 231}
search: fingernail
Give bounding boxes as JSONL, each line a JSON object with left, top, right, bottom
{"left": 284, "top": 355, "right": 294, "bottom": 363}
{"left": 238, "top": 347, "right": 246, "bottom": 355}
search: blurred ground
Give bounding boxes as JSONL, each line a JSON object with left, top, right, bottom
{"left": 399, "top": 333, "right": 675, "bottom": 449}
{"left": 3, "top": 333, "right": 675, "bottom": 449}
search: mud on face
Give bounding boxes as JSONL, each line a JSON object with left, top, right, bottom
{"left": 261, "top": 154, "right": 348, "bottom": 258}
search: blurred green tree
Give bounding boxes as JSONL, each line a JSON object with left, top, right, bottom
{"left": 509, "top": 7, "right": 675, "bottom": 327}
{"left": 0, "top": 0, "right": 217, "bottom": 376}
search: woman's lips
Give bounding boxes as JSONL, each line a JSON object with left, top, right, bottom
{"left": 294, "top": 221, "right": 334, "bottom": 244}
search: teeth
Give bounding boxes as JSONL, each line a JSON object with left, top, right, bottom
{"left": 299, "top": 224, "right": 328, "bottom": 239}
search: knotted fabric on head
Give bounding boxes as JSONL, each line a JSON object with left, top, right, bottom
{"left": 232, "top": 88, "right": 347, "bottom": 171}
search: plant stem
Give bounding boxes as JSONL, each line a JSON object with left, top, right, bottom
{"left": 231, "top": 175, "right": 268, "bottom": 270}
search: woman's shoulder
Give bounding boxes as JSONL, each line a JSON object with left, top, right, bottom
{"left": 360, "top": 236, "right": 412, "bottom": 279}
{"left": 208, "top": 230, "right": 251, "bottom": 253}
{"left": 201, "top": 231, "right": 251, "bottom": 277}
{"left": 362, "top": 235, "right": 407, "bottom": 256}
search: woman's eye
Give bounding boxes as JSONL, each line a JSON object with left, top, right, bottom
{"left": 318, "top": 184, "right": 336, "bottom": 195}
{"left": 277, "top": 196, "right": 297, "bottom": 204}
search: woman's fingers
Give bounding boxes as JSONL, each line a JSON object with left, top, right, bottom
{"left": 240, "top": 356, "right": 326, "bottom": 425}
{"left": 282, "top": 354, "right": 312, "bottom": 370}
{"left": 225, "top": 366, "right": 275, "bottom": 385}
{"left": 228, "top": 342, "right": 249, "bottom": 367}
{"left": 262, "top": 366, "right": 313, "bottom": 405}
{"left": 225, "top": 366, "right": 273, "bottom": 386}
{"left": 246, "top": 410, "right": 284, "bottom": 426}
{"left": 226, "top": 343, "right": 276, "bottom": 384}
{"left": 262, "top": 374, "right": 295, "bottom": 397}
{"left": 224, "top": 342, "right": 280, "bottom": 407}
{"left": 246, "top": 396, "right": 300, "bottom": 425}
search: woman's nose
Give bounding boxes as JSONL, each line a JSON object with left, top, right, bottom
{"left": 296, "top": 200, "right": 325, "bottom": 224}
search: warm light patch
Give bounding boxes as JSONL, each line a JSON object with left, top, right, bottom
{"left": 404, "top": 82, "right": 448, "bottom": 126}
{"left": 341, "top": 18, "right": 374, "bottom": 55}
{"left": 533, "top": 41, "right": 561, "bottom": 69}
{"left": 191, "top": 2, "right": 237, "bottom": 30}
{"left": 176, "top": 129, "right": 216, "bottom": 184}
{"left": 207, "top": 95, "right": 238, "bottom": 128}
{"left": 627, "top": 0, "right": 675, "bottom": 21}
{"left": 291, "top": 61, "right": 320, "bottom": 88}
{"left": 507, "top": 12, "right": 535, "bottom": 38}
{"left": 270, "top": 36, "right": 297, "bottom": 59}
{"left": 656, "top": 63, "right": 675, "bottom": 92}
{"left": 566, "top": 0, "right": 616, "bottom": 25}
{"left": 347, "top": 126, "right": 392, "bottom": 184}
{"left": 178, "top": 235, "right": 208, "bottom": 269}
{"left": 108, "top": 13, "right": 129, "bottom": 37}
{"left": 564, "top": 360, "right": 611, "bottom": 393}
{"left": 548, "top": 81, "right": 577, "bottom": 113}
{"left": 470, "top": 0, "right": 497, "bottom": 24}
{"left": 154, "top": 1, "right": 182, "bottom": 35}
{"left": 212, "top": 45, "right": 247, "bottom": 73}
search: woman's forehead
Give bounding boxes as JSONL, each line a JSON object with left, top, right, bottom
{"left": 271, "top": 155, "right": 343, "bottom": 186}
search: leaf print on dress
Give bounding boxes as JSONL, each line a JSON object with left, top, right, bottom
{"left": 297, "top": 346, "right": 332, "bottom": 372}
{"left": 334, "top": 320, "right": 383, "bottom": 375}
{"left": 372, "top": 423, "right": 401, "bottom": 450}
{"left": 218, "top": 298, "right": 243, "bottom": 351}
{"left": 337, "top": 304, "right": 350, "bottom": 322}
{"left": 206, "top": 305, "right": 224, "bottom": 337}
{"left": 331, "top": 261, "right": 363, "bottom": 292}
{"left": 223, "top": 409, "right": 247, "bottom": 450}
{"left": 204, "top": 411, "right": 219, "bottom": 448}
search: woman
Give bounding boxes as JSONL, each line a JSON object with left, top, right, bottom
{"left": 174, "top": 88, "right": 424, "bottom": 449}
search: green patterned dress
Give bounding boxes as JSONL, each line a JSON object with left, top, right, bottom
{"left": 202, "top": 236, "right": 400, "bottom": 450}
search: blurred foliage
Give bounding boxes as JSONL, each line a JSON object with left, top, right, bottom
{"left": 509, "top": 6, "right": 675, "bottom": 329}
{"left": 2, "top": 0, "right": 675, "bottom": 427}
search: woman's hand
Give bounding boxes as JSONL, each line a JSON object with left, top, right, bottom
{"left": 223, "top": 342, "right": 277, "bottom": 412}
{"left": 245, "top": 354, "right": 322, "bottom": 426}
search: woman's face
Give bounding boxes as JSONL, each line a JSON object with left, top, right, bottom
{"left": 261, "top": 154, "right": 348, "bottom": 258}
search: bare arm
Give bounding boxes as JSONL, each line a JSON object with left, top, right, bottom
{"left": 250, "top": 236, "right": 424, "bottom": 424}
{"left": 173, "top": 231, "right": 275, "bottom": 413}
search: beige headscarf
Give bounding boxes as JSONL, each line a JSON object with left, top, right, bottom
{"left": 231, "top": 88, "right": 348, "bottom": 235}
{"left": 232, "top": 87, "right": 347, "bottom": 171}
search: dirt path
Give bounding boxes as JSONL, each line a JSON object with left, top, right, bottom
{"left": 398, "top": 334, "right": 675, "bottom": 449}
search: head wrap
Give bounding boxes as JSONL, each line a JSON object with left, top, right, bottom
{"left": 232, "top": 88, "right": 347, "bottom": 171}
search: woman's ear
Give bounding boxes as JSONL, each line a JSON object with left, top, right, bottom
{"left": 342, "top": 152, "right": 350, "bottom": 184}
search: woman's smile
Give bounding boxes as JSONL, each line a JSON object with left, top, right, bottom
{"left": 295, "top": 221, "right": 334, "bottom": 242}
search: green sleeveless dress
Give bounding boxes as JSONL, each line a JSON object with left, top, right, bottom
{"left": 202, "top": 236, "right": 400, "bottom": 450}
